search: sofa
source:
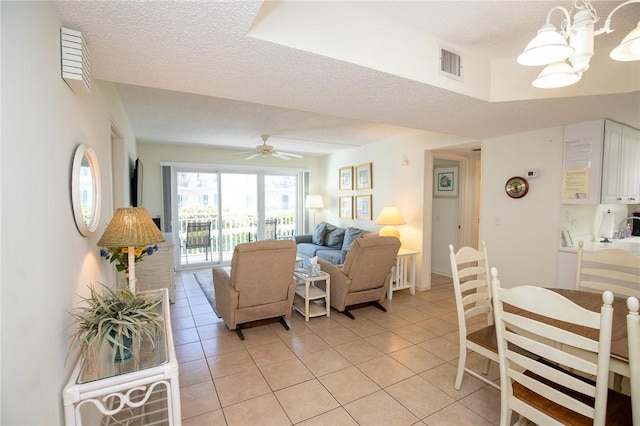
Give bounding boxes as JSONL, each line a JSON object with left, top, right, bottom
{"left": 294, "top": 222, "right": 372, "bottom": 266}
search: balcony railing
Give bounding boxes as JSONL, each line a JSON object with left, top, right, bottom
{"left": 178, "top": 213, "right": 296, "bottom": 264}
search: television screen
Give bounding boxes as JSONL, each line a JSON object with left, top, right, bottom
{"left": 131, "top": 158, "right": 143, "bottom": 207}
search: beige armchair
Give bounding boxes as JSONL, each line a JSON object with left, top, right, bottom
{"left": 317, "top": 235, "right": 401, "bottom": 319}
{"left": 213, "top": 239, "right": 297, "bottom": 339}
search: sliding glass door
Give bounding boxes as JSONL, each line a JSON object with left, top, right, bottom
{"left": 170, "top": 166, "right": 301, "bottom": 269}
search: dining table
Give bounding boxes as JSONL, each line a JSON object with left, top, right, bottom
{"left": 509, "top": 288, "right": 630, "bottom": 381}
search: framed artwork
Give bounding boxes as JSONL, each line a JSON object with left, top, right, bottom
{"left": 434, "top": 167, "right": 458, "bottom": 197}
{"left": 355, "top": 195, "right": 372, "bottom": 220}
{"left": 339, "top": 196, "right": 353, "bottom": 219}
{"left": 339, "top": 166, "right": 353, "bottom": 190}
{"left": 355, "top": 162, "right": 373, "bottom": 190}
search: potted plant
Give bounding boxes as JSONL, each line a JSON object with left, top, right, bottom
{"left": 69, "top": 283, "right": 164, "bottom": 363}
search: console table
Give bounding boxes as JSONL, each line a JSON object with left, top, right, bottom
{"left": 387, "top": 248, "right": 419, "bottom": 300}
{"left": 62, "top": 289, "right": 180, "bottom": 425}
{"left": 293, "top": 270, "right": 330, "bottom": 321}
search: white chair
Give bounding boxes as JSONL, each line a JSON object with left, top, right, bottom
{"left": 449, "top": 242, "right": 499, "bottom": 390}
{"left": 628, "top": 296, "right": 640, "bottom": 426}
{"left": 576, "top": 240, "right": 640, "bottom": 298}
{"left": 490, "top": 267, "right": 631, "bottom": 426}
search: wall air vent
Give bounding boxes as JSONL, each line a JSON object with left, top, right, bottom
{"left": 440, "top": 47, "right": 463, "bottom": 81}
{"left": 60, "top": 27, "right": 91, "bottom": 94}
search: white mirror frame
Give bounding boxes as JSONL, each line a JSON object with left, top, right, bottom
{"left": 71, "top": 144, "right": 101, "bottom": 236}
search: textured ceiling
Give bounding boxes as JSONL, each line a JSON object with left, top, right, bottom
{"left": 52, "top": 0, "right": 640, "bottom": 156}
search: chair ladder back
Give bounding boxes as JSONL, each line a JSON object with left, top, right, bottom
{"left": 576, "top": 240, "right": 640, "bottom": 298}
{"left": 449, "top": 242, "right": 498, "bottom": 391}
{"left": 491, "top": 267, "right": 617, "bottom": 426}
{"left": 627, "top": 296, "right": 640, "bottom": 426}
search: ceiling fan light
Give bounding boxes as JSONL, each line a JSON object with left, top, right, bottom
{"left": 532, "top": 61, "right": 582, "bottom": 88}
{"left": 610, "top": 22, "right": 640, "bottom": 61}
{"left": 517, "top": 23, "right": 574, "bottom": 66}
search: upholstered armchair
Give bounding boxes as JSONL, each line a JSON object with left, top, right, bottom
{"left": 213, "top": 239, "right": 297, "bottom": 339}
{"left": 317, "top": 235, "right": 401, "bottom": 319}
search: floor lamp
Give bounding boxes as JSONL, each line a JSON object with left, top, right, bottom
{"left": 305, "top": 195, "right": 324, "bottom": 230}
{"left": 97, "top": 207, "right": 166, "bottom": 292}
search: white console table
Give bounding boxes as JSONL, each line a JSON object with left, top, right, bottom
{"left": 63, "top": 289, "right": 180, "bottom": 425}
{"left": 388, "top": 248, "right": 419, "bottom": 300}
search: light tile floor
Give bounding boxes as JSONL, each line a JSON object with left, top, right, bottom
{"left": 171, "top": 270, "right": 502, "bottom": 425}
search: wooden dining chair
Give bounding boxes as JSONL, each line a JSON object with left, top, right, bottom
{"left": 575, "top": 240, "right": 640, "bottom": 298}
{"left": 628, "top": 296, "right": 640, "bottom": 426}
{"left": 490, "top": 267, "right": 632, "bottom": 426}
{"left": 449, "top": 241, "right": 499, "bottom": 390}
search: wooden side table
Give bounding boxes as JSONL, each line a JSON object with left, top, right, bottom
{"left": 62, "top": 289, "right": 180, "bottom": 425}
{"left": 388, "top": 248, "right": 419, "bottom": 300}
{"left": 293, "top": 270, "right": 330, "bottom": 321}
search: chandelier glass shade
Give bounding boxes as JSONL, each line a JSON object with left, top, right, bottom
{"left": 518, "top": 0, "right": 640, "bottom": 88}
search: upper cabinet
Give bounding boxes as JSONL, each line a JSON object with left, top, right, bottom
{"left": 562, "top": 119, "right": 640, "bottom": 205}
{"left": 601, "top": 120, "right": 640, "bottom": 204}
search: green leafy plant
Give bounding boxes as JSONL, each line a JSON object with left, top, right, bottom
{"left": 69, "top": 283, "right": 164, "bottom": 361}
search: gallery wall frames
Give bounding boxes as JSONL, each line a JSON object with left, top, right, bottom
{"left": 355, "top": 162, "right": 373, "bottom": 190}
{"left": 355, "top": 195, "right": 372, "bottom": 220}
{"left": 339, "top": 196, "right": 353, "bottom": 219}
{"left": 339, "top": 166, "right": 353, "bottom": 190}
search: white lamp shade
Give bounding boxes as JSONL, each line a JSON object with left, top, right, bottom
{"left": 305, "top": 194, "right": 324, "bottom": 209}
{"left": 610, "top": 23, "right": 640, "bottom": 61}
{"left": 517, "top": 23, "right": 574, "bottom": 66}
{"left": 375, "top": 206, "right": 405, "bottom": 226}
{"left": 532, "top": 61, "right": 582, "bottom": 88}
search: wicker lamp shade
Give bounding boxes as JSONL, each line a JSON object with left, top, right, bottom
{"left": 97, "top": 207, "right": 165, "bottom": 248}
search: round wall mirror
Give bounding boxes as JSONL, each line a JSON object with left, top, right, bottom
{"left": 71, "top": 144, "right": 101, "bottom": 236}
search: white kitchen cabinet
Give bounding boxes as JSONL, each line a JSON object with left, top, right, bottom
{"left": 601, "top": 119, "right": 640, "bottom": 204}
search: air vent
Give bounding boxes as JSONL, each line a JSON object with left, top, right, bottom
{"left": 440, "top": 47, "right": 463, "bottom": 81}
{"left": 61, "top": 27, "right": 91, "bottom": 94}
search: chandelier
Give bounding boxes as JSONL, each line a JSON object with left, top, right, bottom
{"left": 517, "top": 0, "right": 640, "bottom": 88}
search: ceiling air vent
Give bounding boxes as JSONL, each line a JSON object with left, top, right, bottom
{"left": 60, "top": 27, "right": 91, "bottom": 94}
{"left": 440, "top": 47, "right": 463, "bottom": 81}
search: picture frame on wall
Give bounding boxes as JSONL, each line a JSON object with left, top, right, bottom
{"left": 355, "top": 163, "right": 373, "bottom": 190}
{"left": 355, "top": 195, "right": 372, "bottom": 220}
{"left": 339, "top": 166, "right": 353, "bottom": 190}
{"left": 339, "top": 196, "right": 353, "bottom": 219}
{"left": 434, "top": 167, "right": 458, "bottom": 197}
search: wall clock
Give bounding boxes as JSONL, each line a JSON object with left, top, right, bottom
{"left": 505, "top": 176, "right": 529, "bottom": 199}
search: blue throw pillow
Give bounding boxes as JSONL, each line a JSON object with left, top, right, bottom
{"left": 325, "top": 227, "right": 346, "bottom": 249}
{"left": 342, "top": 227, "right": 365, "bottom": 250}
{"left": 312, "top": 222, "right": 328, "bottom": 245}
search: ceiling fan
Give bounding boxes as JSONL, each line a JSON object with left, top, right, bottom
{"left": 244, "top": 135, "right": 303, "bottom": 160}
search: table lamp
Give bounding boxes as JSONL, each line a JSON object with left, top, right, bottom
{"left": 97, "top": 206, "right": 166, "bottom": 292}
{"left": 375, "top": 205, "right": 405, "bottom": 239}
{"left": 305, "top": 194, "right": 324, "bottom": 229}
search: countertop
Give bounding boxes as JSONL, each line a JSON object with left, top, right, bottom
{"left": 559, "top": 236, "right": 640, "bottom": 256}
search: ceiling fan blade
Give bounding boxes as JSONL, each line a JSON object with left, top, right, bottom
{"left": 245, "top": 153, "right": 260, "bottom": 160}
{"left": 272, "top": 153, "right": 292, "bottom": 160}
{"left": 276, "top": 151, "right": 303, "bottom": 158}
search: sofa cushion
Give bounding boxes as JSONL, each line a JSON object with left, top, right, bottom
{"left": 312, "top": 222, "right": 328, "bottom": 245}
{"left": 342, "top": 227, "right": 367, "bottom": 251}
{"left": 316, "top": 249, "right": 344, "bottom": 265}
{"left": 325, "top": 227, "right": 346, "bottom": 249}
{"left": 296, "top": 243, "right": 325, "bottom": 259}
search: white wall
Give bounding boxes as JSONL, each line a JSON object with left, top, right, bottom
{"left": 1, "top": 3, "right": 135, "bottom": 423}
{"left": 479, "top": 127, "right": 564, "bottom": 288}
